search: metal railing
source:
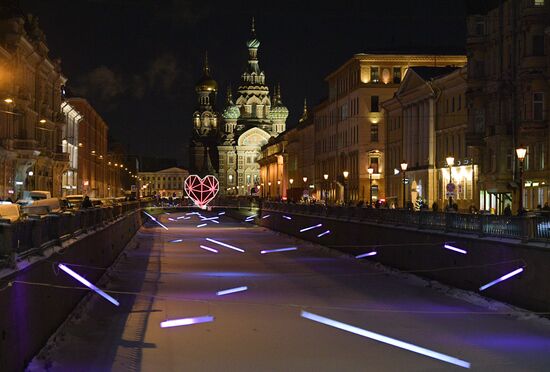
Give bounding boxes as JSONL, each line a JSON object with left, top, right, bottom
{"left": 261, "top": 202, "right": 550, "bottom": 243}
{"left": 0, "top": 200, "right": 152, "bottom": 269}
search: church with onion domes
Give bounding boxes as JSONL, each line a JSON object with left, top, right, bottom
{"left": 189, "top": 18, "right": 288, "bottom": 196}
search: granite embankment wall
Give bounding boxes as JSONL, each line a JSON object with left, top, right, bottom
{"left": 257, "top": 208, "right": 550, "bottom": 313}
{"left": 0, "top": 210, "right": 143, "bottom": 372}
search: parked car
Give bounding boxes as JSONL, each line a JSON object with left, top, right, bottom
{"left": 16, "top": 190, "right": 52, "bottom": 206}
{"left": 66, "top": 195, "right": 85, "bottom": 208}
{"left": 0, "top": 203, "right": 21, "bottom": 222}
{"left": 22, "top": 197, "right": 70, "bottom": 215}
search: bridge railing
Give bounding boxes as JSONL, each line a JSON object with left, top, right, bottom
{"left": 261, "top": 201, "right": 550, "bottom": 243}
{"left": 0, "top": 200, "right": 151, "bottom": 269}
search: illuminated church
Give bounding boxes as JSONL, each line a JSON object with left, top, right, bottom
{"left": 189, "top": 19, "right": 288, "bottom": 196}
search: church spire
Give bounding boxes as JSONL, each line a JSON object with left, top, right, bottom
{"left": 226, "top": 85, "right": 233, "bottom": 104}
{"left": 251, "top": 16, "right": 255, "bottom": 35}
{"left": 203, "top": 50, "right": 210, "bottom": 75}
{"left": 300, "top": 97, "right": 309, "bottom": 122}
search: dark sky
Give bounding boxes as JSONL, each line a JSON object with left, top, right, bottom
{"left": 20, "top": 0, "right": 467, "bottom": 165}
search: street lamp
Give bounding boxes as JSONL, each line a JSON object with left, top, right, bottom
{"left": 323, "top": 174, "right": 328, "bottom": 204}
{"left": 516, "top": 146, "right": 527, "bottom": 215}
{"left": 446, "top": 156, "right": 455, "bottom": 209}
{"left": 268, "top": 181, "right": 272, "bottom": 199}
{"left": 343, "top": 171, "right": 349, "bottom": 205}
{"left": 303, "top": 176, "right": 307, "bottom": 184}
{"left": 367, "top": 167, "right": 374, "bottom": 207}
{"left": 277, "top": 179, "right": 281, "bottom": 198}
{"left": 400, "top": 161, "right": 408, "bottom": 208}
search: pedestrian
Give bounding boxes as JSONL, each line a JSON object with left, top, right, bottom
{"left": 543, "top": 202, "right": 550, "bottom": 211}
{"left": 432, "top": 201, "right": 438, "bottom": 212}
{"left": 81, "top": 195, "right": 93, "bottom": 209}
{"left": 503, "top": 204, "right": 512, "bottom": 216}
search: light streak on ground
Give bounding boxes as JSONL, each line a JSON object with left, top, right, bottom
{"left": 301, "top": 311, "right": 470, "bottom": 369}
{"left": 199, "top": 245, "right": 219, "bottom": 253}
{"left": 356, "top": 251, "right": 377, "bottom": 259}
{"left": 299, "top": 224, "right": 323, "bottom": 233}
{"left": 443, "top": 244, "right": 467, "bottom": 254}
{"left": 143, "top": 211, "right": 169, "bottom": 230}
{"left": 169, "top": 239, "right": 183, "bottom": 243}
{"left": 317, "top": 230, "right": 331, "bottom": 237}
{"left": 160, "top": 315, "right": 214, "bottom": 328}
{"left": 479, "top": 268, "right": 524, "bottom": 291}
{"left": 205, "top": 238, "right": 245, "bottom": 253}
{"left": 262, "top": 215, "right": 271, "bottom": 219}
{"left": 282, "top": 215, "right": 292, "bottom": 220}
{"left": 58, "top": 264, "right": 119, "bottom": 306}
{"left": 216, "top": 286, "right": 248, "bottom": 296}
{"left": 197, "top": 223, "right": 207, "bottom": 228}
{"left": 260, "top": 247, "right": 298, "bottom": 254}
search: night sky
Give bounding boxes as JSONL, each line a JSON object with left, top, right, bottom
{"left": 19, "top": 0, "right": 467, "bottom": 165}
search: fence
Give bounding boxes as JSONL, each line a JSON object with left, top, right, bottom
{"left": 262, "top": 202, "right": 550, "bottom": 243}
{"left": 0, "top": 201, "right": 150, "bottom": 269}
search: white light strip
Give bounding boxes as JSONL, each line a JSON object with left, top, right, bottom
{"left": 176, "top": 216, "right": 186, "bottom": 220}
{"left": 205, "top": 238, "right": 245, "bottom": 253}
{"left": 169, "top": 239, "right": 183, "bottom": 243}
{"left": 168, "top": 218, "right": 175, "bottom": 221}
{"left": 160, "top": 315, "right": 214, "bottom": 328}
{"left": 301, "top": 311, "right": 470, "bottom": 369}
{"left": 199, "top": 245, "right": 219, "bottom": 253}
{"left": 201, "top": 216, "right": 219, "bottom": 221}
{"left": 216, "top": 286, "right": 248, "bottom": 296}
{"left": 479, "top": 268, "right": 524, "bottom": 291}
{"left": 282, "top": 215, "right": 292, "bottom": 220}
{"left": 356, "top": 251, "right": 377, "bottom": 259}
{"left": 260, "top": 247, "right": 297, "bottom": 254}
{"left": 210, "top": 219, "right": 220, "bottom": 224}
{"left": 58, "top": 264, "right": 119, "bottom": 306}
{"left": 300, "top": 223, "right": 323, "bottom": 232}
{"left": 197, "top": 223, "right": 207, "bottom": 228}
{"left": 143, "top": 211, "right": 168, "bottom": 230}
{"left": 218, "top": 212, "right": 226, "bottom": 215}
{"left": 443, "top": 244, "right": 467, "bottom": 255}
{"left": 262, "top": 215, "right": 271, "bottom": 219}
{"left": 317, "top": 230, "right": 331, "bottom": 237}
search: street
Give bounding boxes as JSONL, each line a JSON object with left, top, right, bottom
{"left": 29, "top": 210, "right": 550, "bottom": 371}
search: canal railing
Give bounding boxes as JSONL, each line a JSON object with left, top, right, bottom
{"left": 261, "top": 202, "right": 550, "bottom": 243}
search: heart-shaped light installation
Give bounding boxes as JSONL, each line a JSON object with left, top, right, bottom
{"left": 184, "top": 175, "right": 219, "bottom": 208}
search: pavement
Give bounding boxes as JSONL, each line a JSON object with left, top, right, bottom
{"left": 28, "top": 209, "right": 550, "bottom": 371}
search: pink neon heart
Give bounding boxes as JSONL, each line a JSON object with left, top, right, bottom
{"left": 184, "top": 175, "right": 219, "bottom": 207}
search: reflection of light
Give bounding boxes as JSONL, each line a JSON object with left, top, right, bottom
{"left": 261, "top": 247, "right": 297, "bottom": 254}
{"left": 216, "top": 286, "right": 248, "bottom": 296}
{"left": 301, "top": 311, "right": 470, "bottom": 369}
{"left": 356, "top": 251, "right": 377, "bottom": 259}
{"left": 317, "top": 230, "right": 331, "bottom": 237}
{"left": 300, "top": 223, "right": 322, "bottom": 232}
{"left": 161, "top": 315, "right": 214, "bottom": 328}
{"left": 443, "top": 244, "right": 467, "bottom": 254}
{"left": 206, "top": 238, "right": 245, "bottom": 253}
{"left": 59, "top": 264, "right": 119, "bottom": 306}
{"left": 479, "top": 268, "right": 524, "bottom": 291}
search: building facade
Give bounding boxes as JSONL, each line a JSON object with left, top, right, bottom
{"left": 60, "top": 101, "right": 81, "bottom": 195}
{"left": 0, "top": 12, "right": 70, "bottom": 199}
{"left": 67, "top": 98, "right": 109, "bottom": 197}
{"left": 138, "top": 167, "right": 189, "bottom": 198}
{"left": 314, "top": 54, "right": 467, "bottom": 205}
{"left": 189, "top": 20, "right": 288, "bottom": 196}
{"left": 383, "top": 66, "right": 475, "bottom": 210}
{"left": 467, "top": 0, "right": 549, "bottom": 213}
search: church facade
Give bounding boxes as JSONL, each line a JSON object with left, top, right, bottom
{"left": 189, "top": 20, "right": 288, "bottom": 196}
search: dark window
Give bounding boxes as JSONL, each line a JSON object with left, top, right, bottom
{"left": 534, "top": 92, "right": 544, "bottom": 121}
{"left": 393, "top": 67, "right": 401, "bottom": 84}
{"left": 475, "top": 21, "right": 485, "bottom": 36}
{"left": 533, "top": 35, "right": 544, "bottom": 56}
{"left": 370, "top": 124, "right": 379, "bottom": 142}
{"left": 371, "top": 96, "right": 379, "bottom": 112}
{"left": 370, "top": 157, "right": 379, "bottom": 173}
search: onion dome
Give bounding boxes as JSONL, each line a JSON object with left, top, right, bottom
{"left": 222, "top": 87, "right": 240, "bottom": 120}
{"left": 195, "top": 52, "right": 218, "bottom": 93}
{"left": 268, "top": 84, "right": 289, "bottom": 121}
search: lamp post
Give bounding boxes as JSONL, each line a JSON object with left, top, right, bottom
{"left": 323, "top": 173, "right": 329, "bottom": 204}
{"left": 400, "top": 161, "right": 408, "bottom": 208}
{"left": 288, "top": 178, "right": 293, "bottom": 201}
{"left": 446, "top": 156, "right": 455, "bottom": 209}
{"left": 277, "top": 180, "right": 281, "bottom": 199}
{"left": 367, "top": 167, "right": 374, "bottom": 207}
{"left": 343, "top": 170, "right": 349, "bottom": 205}
{"left": 268, "top": 181, "right": 272, "bottom": 199}
{"left": 516, "top": 146, "right": 527, "bottom": 215}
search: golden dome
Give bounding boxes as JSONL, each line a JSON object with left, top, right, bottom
{"left": 195, "top": 75, "right": 218, "bottom": 92}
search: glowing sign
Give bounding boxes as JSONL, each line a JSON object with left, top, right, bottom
{"left": 301, "top": 311, "right": 470, "bottom": 369}
{"left": 479, "top": 268, "right": 524, "bottom": 291}
{"left": 216, "top": 286, "right": 248, "bottom": 296}
{"left": 58, "top": 264, "right": 119, "bottom": 306}
{"left": 184, "top": 175, "right": 219, "bottom": 208}
{"left": 160, "top": 315, "right": 214, "bottom": 328}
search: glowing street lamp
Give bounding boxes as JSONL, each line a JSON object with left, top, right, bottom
{"left": 516, "top": 146, "right": 527, "bottom": 215}
{"left": 343, "top": 171, "right": 349, "bottom": 204}
{"left": 400, "top": 161, "right": 408, "bottom": 208}
{"left": 303, "top": 176, "right": 308, "bottom": 184}
{"left": 3, "top": 98, "right": 13, "bottom": 104}
{"left": 323, "top": 174, "right": 329, "bottom": 203}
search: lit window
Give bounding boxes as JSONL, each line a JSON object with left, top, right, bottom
{"left": 370, "top": 67, "right": 379, "bottom": 83}
{"left": 392, "top": 67, "right": 401, "bottom": 84}
{"left": 370, "top": 124, "right": 379, "bottom": 142}
{"left": 534, "top": 0, "right": 544, "bottom": 6}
